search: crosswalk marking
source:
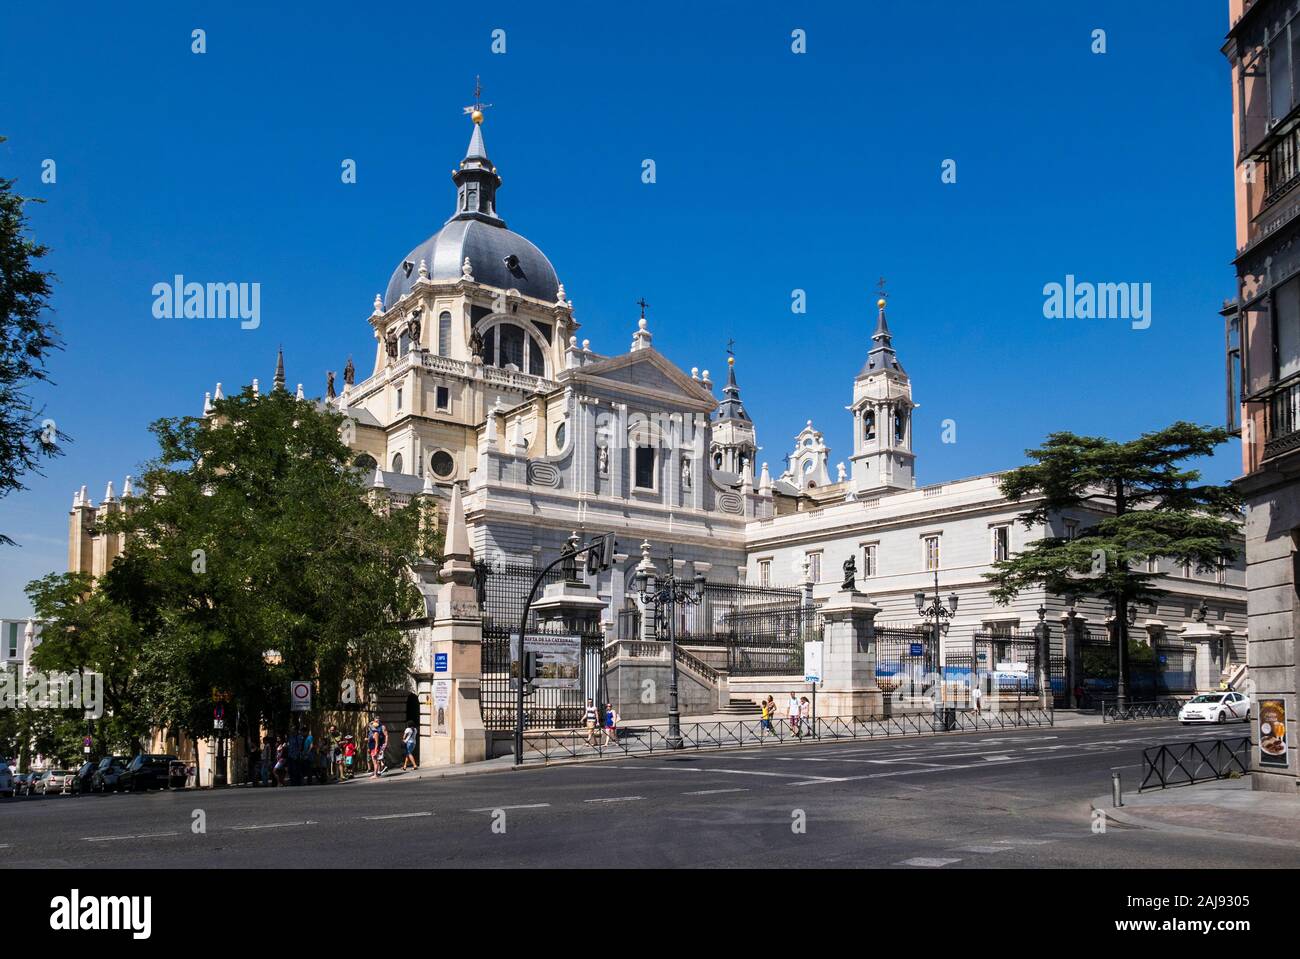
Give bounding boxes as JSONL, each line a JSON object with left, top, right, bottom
{"left": 898, "top": 857, "right": 961, "bottom": 868}
{"left": 361, "top": 812, "right": 432, "bottom": 820}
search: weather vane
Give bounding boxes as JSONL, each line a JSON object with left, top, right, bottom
{"left": 876, "top": 276, "right": 888, "bottom": 299}
{"left": 463, "top": 76, "right": 493, "bottom": 124}
{"left": 726, "top": 338, "right": 735, "bottom": 356}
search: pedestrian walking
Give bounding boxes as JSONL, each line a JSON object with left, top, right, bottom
{"left": 759, "top": 697, "right": 774, "bottom": 735}
{"left": 367, "top": 719, "right": 387, "bottom": 778}
{"left": 583, "top": 699, "right": 599, "bottom": 747}
{"left": 273, "top": 738, "right": 288, "bottom": 786}
{"left": 800, "top": 696, "right": 813, "bottom": 737}
{"left": 261, "top": 735, "right": 275, "bottom": 786}
{"left": 402, "top": 722, "right": 418, "bottom": 770}
{"left": 287, "top": 727, "right": 303, "bottom": 786}
{"left": 303, "top": 728, "right": 316, "bottom": 784}
{"left": 602, "top": 703, "right": 620, "bottom": 747}
{"left": 788, "top": 692, "right": 802, "bottom": 738}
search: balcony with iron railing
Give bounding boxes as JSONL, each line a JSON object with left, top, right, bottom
{"left": 1264, "top": 376, "right": 1300, "bottom": 459}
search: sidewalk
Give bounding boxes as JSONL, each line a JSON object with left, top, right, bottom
{"left": 1092, "top": 777, "right": 1300, "bottom": 850}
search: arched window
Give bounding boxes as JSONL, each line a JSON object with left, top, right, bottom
{"left": 478, "top": 321, "right": 549, "bottom": 377}
{"left": 894, "top": 409, "right": 907, "bottom": 444}
{"left": 863, "top": 409, "right": 876, "bottom": 441}
{"left": 391, "top": 452, "right": 404, "bottom": 474}
{"left": 713, "top": 451, "right": 723, "bottom": 470}
{"left": 438, "top": 311, "right": 451, "bottom": 357}
{"left": 398, "top": 331, "right": 410, "bottom": 357}
{"left": 353, "top": 453, "right": 377, "bottom": 471}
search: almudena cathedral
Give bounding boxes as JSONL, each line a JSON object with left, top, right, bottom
{"left": 63, "top": 113, "right": 1249, "bottom": 763}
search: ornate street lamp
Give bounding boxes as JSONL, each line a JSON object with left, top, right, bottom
{"left": 914, "top": 566, "right": 959, "bottom": 704}
{"left": 634, "top": 542, "right": 705, "bottom": 749}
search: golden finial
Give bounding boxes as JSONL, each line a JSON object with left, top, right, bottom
{"left": 877, "top": 298, "right": 887, "bottom": 309}
{"left": 727, "top": 355, "right": 735, "bottom": 366}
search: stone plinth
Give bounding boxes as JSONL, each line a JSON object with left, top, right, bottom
{"left": 817, "top": 588, "right": 883, "bottom": 718}
{"left": 1180, "top": 621, "right": 1224, "bottom": 694}
{"left": 532, "top": 579, "right": 606, "bottom": 633}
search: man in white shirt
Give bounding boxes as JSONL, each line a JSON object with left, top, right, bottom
{"left": 788, "top": 693, "right": 802, "bottom": 737}
{"left": 402, "top": 723, "right": 418, "bottom": 770}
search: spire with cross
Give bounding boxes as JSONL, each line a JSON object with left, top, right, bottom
{"left": 463, "top": 76, "right": 493, "bottom": 124}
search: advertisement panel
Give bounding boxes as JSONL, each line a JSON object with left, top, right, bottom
{"left": 510, "top": 633, "right": 582, "bottom": 689}
{"left": 1259, "top": 699, "right": 1288, "bottom": 768}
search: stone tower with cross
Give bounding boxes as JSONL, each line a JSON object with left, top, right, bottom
{"left": 849, "top": 292, "right": 916, "bottom": 495}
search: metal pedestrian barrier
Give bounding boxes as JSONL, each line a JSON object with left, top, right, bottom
{"left": 1101, "top": 699, "right": 1182, "bottom": 722}
{"left": 1138, "top": 736, "right": 1249, "bottom": 791}
{"left": 518, "top": 707, "right": 1055, "bottom": 765}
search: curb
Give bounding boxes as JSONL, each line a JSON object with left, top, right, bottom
{"left": 1089, "top": 792, "right": 1300, "bottom": 850}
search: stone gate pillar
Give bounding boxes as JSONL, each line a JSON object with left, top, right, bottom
{"left": 817, "top": 584, "right": 883, "bottom": 717}
{"left": 415, "top": 484, "right": 488, "bottom": 765}
{"left": 1034, "top": 609, "right": 1051, "bottom": 709}
{"left": 1179, "top": 612, "right": 1224, "bottom": 695}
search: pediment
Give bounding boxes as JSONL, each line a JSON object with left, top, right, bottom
{"left": 565, "top": 349, "right": 717, "bottom": 412}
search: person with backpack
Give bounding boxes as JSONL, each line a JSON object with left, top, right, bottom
{"left": 367, "top": 719, "right": 388, "bottom": 778}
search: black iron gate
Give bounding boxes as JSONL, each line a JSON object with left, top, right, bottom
{"left": 674, "top": 582, "right": 811, "bottom": 676}
{"left": 876, "top": 626, "right": 937, "bottom": 694}
{"left": 474, "top": 561, "right": 607, "bottom": 731}
{"left": 972, "top": 630, "right": 1040, "bottom": 695}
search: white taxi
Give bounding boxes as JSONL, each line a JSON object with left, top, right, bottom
{"left": 1179, "top": 692, "right": 1251, "bottom": 725}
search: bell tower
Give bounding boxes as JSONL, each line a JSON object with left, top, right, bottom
{"left": 849, "top": 295, "right": 916, "bottom": 494}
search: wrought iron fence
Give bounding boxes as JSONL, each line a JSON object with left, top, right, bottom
{"left": 1138, "top": 736, "right": 1250, "bottom": 791}
{"left": 474, "top": 561, "right": 606, "bottom": 731}
{"left": 972, "top": 630, "right": 1040, "bottom": 694}
{"left": 519, "top": 707, "right": 1055, "bottom": 764}
{"left": 673, "top": 581, "right": 812, "bottom": 676}
{"left": 1102, "top": 699, "right": 1183, "bottom": 722}
{"left": 875, "top": 625, "right": 935, "bottom": 693}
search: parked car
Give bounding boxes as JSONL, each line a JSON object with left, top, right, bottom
{"left": 0, "top": 762, "right": 12, "bottom": 798}
{"left": 1180, "top": 692, "right": 1251, "bottom": 725}
{"left": 35, "top": 769, "right": 75, "bottom": 796}
{"left": 12, "top": 772, "right": 35, "bottom": 796}
{"left": 118, "top": 754, "right": 179, "bottom": 792}
{"left": 90, "top": 755, "right": 128, "bottom": 793}
{"left": 70, "top": 761, "right": 97, "bottom": 795}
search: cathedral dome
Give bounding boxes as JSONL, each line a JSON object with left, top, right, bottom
{"left": 384, "top": 218, "right": 558, "bottom": 308}
{"left": 383, "top": 119, "right": 559, "bottom": 309}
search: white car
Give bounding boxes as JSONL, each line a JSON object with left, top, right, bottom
{"left": 1180, "top": 692, "right": 1251, "bottom": 725}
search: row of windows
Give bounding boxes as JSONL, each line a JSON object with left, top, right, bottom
{"left": 394, "top": 385, "right": 451, "bottom": 414}
{"left": 353, "top": 449, "right": 455, "bottom": 479}
{"left": 757, "top": 527, "right": 1013, "bottom": 586}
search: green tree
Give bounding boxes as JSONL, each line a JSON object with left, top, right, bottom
{"left": 0, "top": 138, "right": 64, "bottom": 544}
{"left": 985, "top": 422, "right": 1242, "bottom": 705}
{"left": 101, "top": 384, "right": 437, "bottom": 760}
{"left": 25, "top": 570, "right": 151, "bottom": 756}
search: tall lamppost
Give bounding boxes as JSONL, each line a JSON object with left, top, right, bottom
{"left": 634, "top": 542, "right": 705, "bottom": 749}
{"left": 1105, "top": 601, "right": 1138, "bottom": 710}
{"left": 914, "top": 566, "right": 959, "bottom": 705}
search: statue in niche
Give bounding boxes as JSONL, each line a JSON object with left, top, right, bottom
{"left": 469, "top": 328, "right": 484, "bottom": 361}
{"left": 597, "top": 444, "right": 609, "bottom": 476}
{"left": 681, "top": 458, "right": 692, "bottom": 490}
{"left": 841, "top": 555, "right": 857, "bottom": 592}
{"left": 384, "top": 328, "right": 399, "bottom": 360}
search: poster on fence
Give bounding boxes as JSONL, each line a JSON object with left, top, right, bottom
{"left": 1259, "top": 699, "right": 1288, "bottom": 768}
{"left": 509, "top": 633, "right": 582, "bottom": 689}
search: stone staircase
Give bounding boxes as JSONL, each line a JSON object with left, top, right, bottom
{"left": 720, "top": 698, "right": 762, "bottom": 716}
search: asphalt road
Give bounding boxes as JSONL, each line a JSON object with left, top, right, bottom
{"left": 1, "top": 720, "right": 1282, "bottom": 868}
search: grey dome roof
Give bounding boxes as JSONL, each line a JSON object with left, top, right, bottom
{"left": 383, "top": 121, "right": 560, "bottom": 309}
{"left": 384, "top": 218, "right": 558, "bottom": 308}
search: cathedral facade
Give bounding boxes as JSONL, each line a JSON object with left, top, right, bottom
{"left": 67, "top": 113, "right": 1250, "bottom": 701}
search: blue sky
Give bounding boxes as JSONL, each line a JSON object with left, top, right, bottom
{"left": 0, "top": 1, "right": 1238, "bottom": 614}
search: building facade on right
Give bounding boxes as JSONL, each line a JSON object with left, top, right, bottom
{"left": 1225, "top": 0, "right": 1300, "bottom": 792}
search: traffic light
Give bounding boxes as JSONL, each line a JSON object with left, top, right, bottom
{"left": 585, "top": 532, "right": 618, "bottom": 574}
{"left": 523, "top": 651, "right": 539, "bottom": 682}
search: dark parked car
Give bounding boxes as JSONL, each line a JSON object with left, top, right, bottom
{"left": 119, "top": 754, "right": 179, "bottom": 792}
{"left": 12, "top": 772, "right": 34, "bottom": 796}
{"left": 90, "top": 755, "right": 128, "bottom": 793}
{"left": 71, "top": 761, "right": 97, "bottom": 795}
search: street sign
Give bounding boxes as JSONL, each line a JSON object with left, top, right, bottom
{"left": 909, "top": 643, "right": 924, "bottom": 656}
{"left": 290, "top": 681, "right": 312, "bottom": 712}
{"left": 803, "top": 640, "right": 823, "bottom": 684}
{"left": 434, "top": 653, "right": 448, "bottom": 673}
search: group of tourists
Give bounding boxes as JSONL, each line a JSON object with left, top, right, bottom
{"left": 582, "top": 699, "right": 620, "bottom": 747}
{"left": 249, "top": 718, "right": 421, "bottom": 785}
{"left": 758, "top": 693, "right": 814, "bottom": 738}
